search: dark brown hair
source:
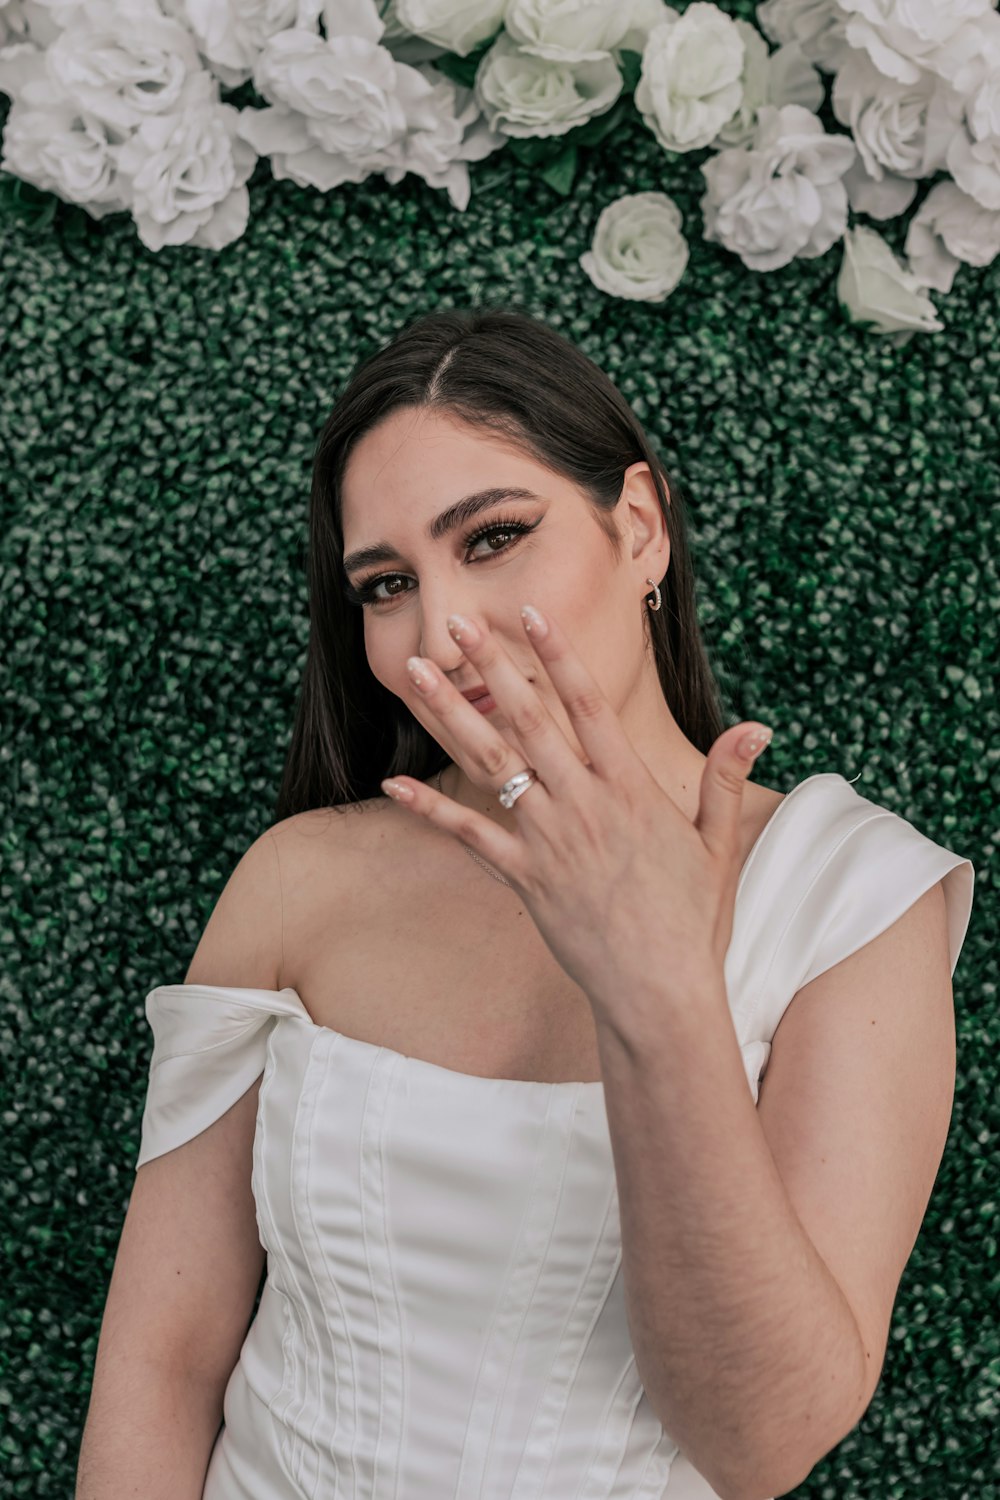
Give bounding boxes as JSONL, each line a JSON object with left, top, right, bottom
{"left": 272, "top": 305, "right": 726, "bottom": 821}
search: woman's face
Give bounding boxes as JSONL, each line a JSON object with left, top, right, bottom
{"left": 339, "top": 406, "right": 670, "bottom": 771}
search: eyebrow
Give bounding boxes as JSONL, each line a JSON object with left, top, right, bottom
{"left": 342, "top": 487, "right": 543, "bottom": 576}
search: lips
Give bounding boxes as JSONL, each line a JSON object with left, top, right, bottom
{"left": 459, "top": 685, "right": 490, "bottom": 702}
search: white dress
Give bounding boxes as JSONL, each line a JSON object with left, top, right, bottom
{"left": 134, "top": 772, "right": 975, "bottom": 1500}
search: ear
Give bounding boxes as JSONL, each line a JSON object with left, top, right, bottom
{"left": 620, "top": 461, "right": 671, "bottom": 579}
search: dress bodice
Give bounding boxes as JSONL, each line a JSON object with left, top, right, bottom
{"left": 133, "top": 772, "right": 975, "bottom": 1499}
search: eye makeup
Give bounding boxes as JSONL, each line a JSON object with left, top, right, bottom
{"left": 341, "top": 514, "right": 541, "bottom": 609}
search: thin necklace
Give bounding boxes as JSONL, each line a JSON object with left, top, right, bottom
{"left": 435, "top": 767, "right": 512, "bottom": 888}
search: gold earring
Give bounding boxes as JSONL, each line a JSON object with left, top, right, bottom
{"left": 645, "top": 577, "right": 662, "bottom": 611}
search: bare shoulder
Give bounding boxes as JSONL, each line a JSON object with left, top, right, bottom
{"left": 266, "top": 792, "right": 401, "bottom": 859}
{"left": 264, "top": 793, "right": 419, "bottom": 913}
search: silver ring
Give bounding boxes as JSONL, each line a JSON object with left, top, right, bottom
{"left": 498, "top": 768, "right": 539, "bottom": 809}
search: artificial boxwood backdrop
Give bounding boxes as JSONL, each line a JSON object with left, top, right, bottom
{"left": 1, "top": 28, "right": 997, "bottom": 1500}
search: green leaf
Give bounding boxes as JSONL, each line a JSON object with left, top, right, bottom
{"left": 506, "top": 135, "right": 566, "bottom": 167}
{"left": 430, "top": 32, "right": 502, "bottom": 89}
{"left": 564, "top": 99, "right": 628, "bottom": 148}
{"left": 538, "top": 144, "right": 578, "bottom": 196}
{"left": 618, "top": 49, "right": 644, "bottom": 95}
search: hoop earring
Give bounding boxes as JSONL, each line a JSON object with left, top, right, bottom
{"left": 645, "top": 577, "right": 662, "bottom": 612}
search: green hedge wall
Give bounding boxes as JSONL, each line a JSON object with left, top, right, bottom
{"left": 1, "top": 33, "right": 996, "bottom": 1499}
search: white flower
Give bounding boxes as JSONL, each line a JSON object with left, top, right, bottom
{"left": 712, "top": 18, "right": 823, "bottom": 151}
{"left": 473, "top": 29, "right": 622, "bottom": 139}
{"left": 394, "top": 0, "right": 507, "bottom": 57}
{"left": 505, "top": 0, "right": 634, "bottom": 64}
{"left": 700, "top": 102, "right": 856, "bottom": 271}
{"left": 837, "top": 0, "right": 995, "bottom": 87}
{"left": 114, "top": 71, "right": 257, "bottom": 251}
{"left": 0, "top": 49, "right": 130, "bottom": 216}
{"left": 969, "top": 79, "right": 1000, "bottom": 146}
{"left": 237, "top": 18, "right": 425, "bottom": 188}
{"left": 839, "top": 156, "right": 917, "bottom": 220}
{"left": 837, "top": 223, "right": 943, "bottom": 334}
{"left": 616, "top": 0, "right": 674, "bottom": 59}
{"left": 832, "top": 48, "right": 964, "bottom": 182}
{"left": 237, "top": 7, "right": 500, "bottom": 208}
{"left": 376, "top": 0, "right": 451, "bottom": 65}
{"left": 635, "top": 2, "right": 745, "bottom": 153}
{"left": 928, "top": 11, "right": 1000, "bottom": 99}
{"left": 0, "top": 0, "right": 31, "bottom": 48}
{"left": 371, "top": 63, "right": 506, "bottom": 211}
{"left": 182, "top": 0, "right": 327, "bottom": 92}
{"left": 947, "top": 125, "right": 1000, "bottom": 211}
{"left": 755, "top": 0, "right": 851, "bottom": 75}
{"left": 904, "top": 179, "right": 1000, "bottom": 293}
{"left": 4, "top": 0, "right": 79, "bottom": 48}
{"left": 579, "top": 190, "right": 689, "bottom": 301}
{"left": 40, "top": 0, "right": 205, "bottom": 133}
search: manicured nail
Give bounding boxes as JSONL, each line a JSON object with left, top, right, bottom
{"left": 520, "top": 604, "right": 548, "bottom": 637}
{"left": 447, "top": 613, "right": 476, "bottom": 644}
{"left": 382, "top": 779, "right": 414, "bottom": 802}
{"left": 406, "top": 656, "right": 433, "bottom": 692}
{"left": 738, "top": 726, "right": 773, "bottom": 760}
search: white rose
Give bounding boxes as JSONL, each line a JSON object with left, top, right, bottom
{"left": 238, "top": 14, "right": 500, "bottom": 207}
{"left": 947, "top": 125, "right": 1000, "bottom": 211}
{"left": 755, "top": 0, "right": 851, "bottom": 75}
{"left": 832, "top": 48, "right": 964, "bottom": 182}
{"left": 238, "top": 26, "right": 422, "bottom": 189}
{"left": 371, "top": 63, "right": 506, "bottom": 211}
{"left": 376, "top": 0, "right": 450, "bottom": 64}
{"left": 506, "top": 0, "right": 634, "bottom": 64}
{"left": 904, "top": 179, "right": 1000, "bottom": 293}
{"left": 967, "top": 64, "right": 1000, "bottom": 144}
{"left": 394, "top": 0, "right": 507, "bottom": 57}
{"left": 837, "top": 0, "right": 995, "bottom": 86}
{"left": 836, "top": 223, "right": 943, "bottom": 334}
{"left": 579, "top": 190, "right": 689, "bottom": 301}
{"left": 616, "top": 0, "right": 673, "bottom": 59}
{"left": 712, "top": 19, "right": 823, "bottom": 150}
{"left": 182, "top": 0, "right": 327, "bottom": 92}
{"left": 635, "top": 2, "right": 745, "bottom": 153}
{"left": 700, "top": 102, "right": 856, "bottom": 271}
{"left": 917, "top": 10, "right": 1000, "bottom": 101}
{"left": 473, "top": 30, "right": 622, "bottom": 139}
{"left": 0, "top": 34, "right": 45, "bottom": 103}
{"left": 839, "top": 156, "right": 916, "bottom": 220}
{"left": 41, "top": 0, "right": 205, "bottom": 133}
{"left": 0, "top": 59, "right": 129, "bottom": 215}
{"left": 114, "top": 71, "right": 257, "bottom": 251}
{"left": 6, "top": 0, "right": 78, "bottom": 47}
{"left": 0, "top": 1, "right": 31, "bottom": 48}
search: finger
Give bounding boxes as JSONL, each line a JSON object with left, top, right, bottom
{"left": 517, "top": 603, "right": 637, "bottom": 785}
{"left": 445, "top": 611, "right": 589, "bottom": 798}
{"left": 696, "top": 722, "right": 774, "bottom": 866}
{"left": 404, "top": 652, "right": 545, "bottom": 802}
{"left": 380, "top": 773, "right": 526, "bottom": 882}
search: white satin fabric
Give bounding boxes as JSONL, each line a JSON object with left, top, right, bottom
{"left": 134, "top": 772, "right": 975, "bottom": 1499}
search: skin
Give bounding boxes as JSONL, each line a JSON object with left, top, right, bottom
{"left": 340, "top": 405, "right": 721, "bottom": 832}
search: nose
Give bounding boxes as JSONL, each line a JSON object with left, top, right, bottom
{"left": 416, "top": 604, "right": 471, "bottom": 680}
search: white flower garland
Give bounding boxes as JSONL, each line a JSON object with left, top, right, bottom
{"left": 0, "top": 0, "right": 997, "bottom": 337}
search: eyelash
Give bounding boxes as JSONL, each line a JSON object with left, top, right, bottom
{"left": 342, "top": 515, "right": 539, "bottom": 609}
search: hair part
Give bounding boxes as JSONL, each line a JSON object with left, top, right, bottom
{"left": 273, "top": 305, "right": 726, "bottom": 822}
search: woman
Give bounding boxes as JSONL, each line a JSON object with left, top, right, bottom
{"left": 80, "top": 308, "right": 975, "bottom": 1500}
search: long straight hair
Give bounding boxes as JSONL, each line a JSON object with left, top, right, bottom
{"left": 273, "top": 305, "right": 726, "bottom": 822}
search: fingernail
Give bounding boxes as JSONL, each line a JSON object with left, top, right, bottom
{"left": 382, "top": 779, "right": 414, "bottom": 802}
{"left": 520, "top": 604, "right": 548, "bottom": 637}
{"left": 447, "top": 613, "right": 476, "bottom": 644}
{"left": 406, "top": 656, "right": 433, "bottom": 692}
{"left": 738, "top": 726, "right": 773, "bottom": 760}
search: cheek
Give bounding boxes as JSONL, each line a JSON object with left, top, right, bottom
{"left": 365, "top": 632, "right": 405, "bottom": 694}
